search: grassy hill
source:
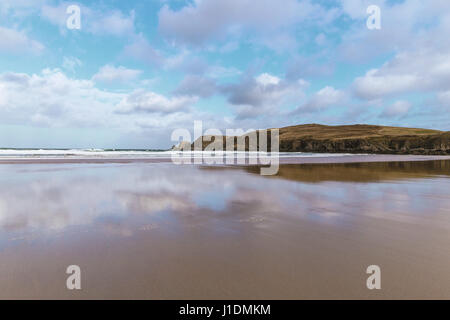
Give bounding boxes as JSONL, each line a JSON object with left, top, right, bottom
{"left": 189, "top": 124, "right": 450, "bottom": 155}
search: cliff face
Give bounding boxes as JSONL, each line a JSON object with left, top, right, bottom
{"left": 279, "top": 133, "right": 450, "bottom": 154}
{"left": 192, "top": 124, "right": 450, "bottom": 155}
{"left": 278, "top": 125, "right": 450, "bottom": 154}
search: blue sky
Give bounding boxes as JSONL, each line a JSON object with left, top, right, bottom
{"left": 0, "top": 0, "right": 449, "bottom": 148}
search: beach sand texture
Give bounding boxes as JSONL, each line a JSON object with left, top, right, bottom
{"left": 0, "top": 157, "right": 449, "bottom": 299}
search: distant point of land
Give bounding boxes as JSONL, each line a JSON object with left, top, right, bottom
{"left": 185, "top": 124, "right": 450, "bottom": 155}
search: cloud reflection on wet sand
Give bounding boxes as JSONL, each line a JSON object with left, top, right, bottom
{"left": 0, "top": 161, "right": 449, "bottom": 299}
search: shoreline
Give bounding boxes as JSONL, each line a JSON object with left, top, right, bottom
{"left": 0, "top": 154, "right": 450, "bottom": 165}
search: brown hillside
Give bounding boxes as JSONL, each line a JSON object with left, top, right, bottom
{"left": 187, "top": 124, "right": 450, "bottom": 155}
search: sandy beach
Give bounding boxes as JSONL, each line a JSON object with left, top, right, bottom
{"left": 0, "top": 156, "right": 449, "bottom": 299}
{"left": 0, "top": 153, "right": 449, "bottom": 164}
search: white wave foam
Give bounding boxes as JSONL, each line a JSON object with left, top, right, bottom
{"left": 0, "top": 149, "right": 364, "bottom": 159}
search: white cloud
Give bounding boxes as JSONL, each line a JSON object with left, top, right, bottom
{"left": 173, "top": 75, "right": 217, "bottom": 98}
{"left": 223, "top": 73, "right": 309, "bottom": 119}
{"left": 115, "top": 89, "right": 198, "bottom": 114}
{"left": 62, "top": 56, "right": 82, "bottom": 73}
{"left": 353, "top": 69, "right": 419, "bottom": 100}
{"left": 158, "top": 0, "right": 334, "bottom": 47}
{"left": 315, "top": 33, "right": 326, "bottom": 46}
{"left": 437, "top": 91, "right": 450, "bottom": 107}
{"left": 206, "top": 66, "right": 242, "bottom": 79}
{"left": 0, "top": 82, "right": 8, "bottom": 107}
{"left": 338, "top": 0, "right": 450, "bottom": 62}
{"left": 380, "top": 100, "right": 411, "bottom": 118}
{"left": 353, "top": 49, "right": 450, "bottom": 100}
{"left": 41, "top": 3, "right": 135, "bottom": 37}
{"left": 40, "top": 3, "right": 67, "bottom": 27}
{"left": 0, "top": 0, "right": 47, "bottom": 17}
{"left": 286, "top": 55, "right": 335, "bottom": 79}
{"left": 0, "top": 69, "right": 200, "bottom": 136}
{"left": 162, "top": 51, "right": 241, "bottom": 78}
{"left": 0, "top": 26, "right": 44, "bottom": 54}
{"left": 340, "top": 0, "right": 380, "bottom": 19}
{"left": 293, "top": 86, "right": 346, "bottom": 114}
{"left": 255, "top": 73, "right": 281, "bottom": 86}
{"left": 92, "top": 65, "right": 142, "bottom": 83}
{"left": 0, "top": 69, "right": 123, "bottom": 128}
{"left": 89, "top": 10, "right": 135, "bottom": 36}
{"left": 123, "top": 34, "right": 163, "bottom": 65}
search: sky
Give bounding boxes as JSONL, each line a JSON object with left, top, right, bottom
{"left": 0, "top": 0, "right": 449, "bottom": 149}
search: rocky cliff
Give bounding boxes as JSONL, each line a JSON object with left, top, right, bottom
{"left": 190, "top": 124, "right": 450, "bottom": 155}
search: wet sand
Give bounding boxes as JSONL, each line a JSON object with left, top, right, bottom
{"left": 0, "top": 154, "right": 449, "bottom": 164}
{"left": 0, "top": 158, "right": 449, "bottom": 299}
